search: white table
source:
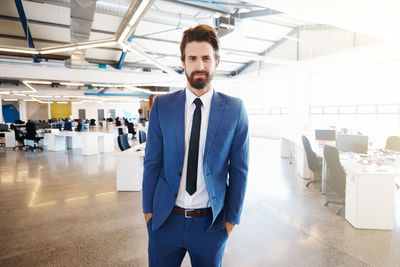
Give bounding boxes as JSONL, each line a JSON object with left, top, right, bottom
{"left": 5, "top": 131, "right": 15, "bottom": 147}
{"left": 47, "top": 131, "right": 114, "bottom": 155}
{"left": 47, "top": 134, "right": 67, "bottom": 151}
{"left": 115, "top": 145, "right": 145, "bottom": 191}
{"left": 281, "top": 134, "right": 312, "bottom": 179}
{"left": 342, "top": 158, "right": 400, "bottom": 230}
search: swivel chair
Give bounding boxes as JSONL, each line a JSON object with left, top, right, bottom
{"left": 385, "top": 136, "right": 400, "bottom": 152}
{"left": 12, "top": 126, "right": 28, "bottom": 151}
{"left": 64, "top": 121, "right": 72, "bottom": 131}
{"left": 127, "top": 122, "right": 136, "bottom": 139}
{"left": 25, "top": 121, "right": 43, "bottom": 152}
{"left": 89, "top": 119, "right": 96, "bottom": 128}
{"left": 117, "top": 134, "right": 131, "bottom": 151}
{"left": 323, "top": 145, "right": 346, "bottom": 215}
{"left": 302, "top": 135, "right": 323, "bottom": 187}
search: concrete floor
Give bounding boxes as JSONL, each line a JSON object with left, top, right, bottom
{"left": 0, "top": 137, "right": 399, "bottom": 266}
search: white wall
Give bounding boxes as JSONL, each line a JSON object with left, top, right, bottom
{"left": 26, "top": 102, "right": 49, "bottom": 121}
{"left": 233, "top": 41, "right": 400, "bottom": 146}
{"left": 241, "top": 27, "right": 377, "bottom": 75}
{"left": 71, "top": 101, "right": 141, "bottom": 121}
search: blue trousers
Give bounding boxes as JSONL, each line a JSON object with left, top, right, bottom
{"left": 147, "top": 212, "right": 229, "bottom": 267}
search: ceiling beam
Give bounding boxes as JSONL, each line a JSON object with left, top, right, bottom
{"left": 13, "top": 0, "right": 39, "bottom": 62}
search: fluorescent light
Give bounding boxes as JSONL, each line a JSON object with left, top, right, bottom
{"left": 0, "top": 46, "right": 39, "bottom": 54}
{"left": 14, "top": 93, "right": 26, "bottom": 96}
{"left": 91, "top": 83, "right": 115, "bottom": 87}
{"left": 0, "top": 91, "right": 10, "bottom": 95}
{"left": 60, "top": 82, "right": 85, "bottom": 86}
{"left": 122, "top": 41, "right": 180, "bottom": 77}
{"left": 118, "top": 0, "right": 150, "bottom": 42}
{"left": 23, "top": 99, "right": 35, "bottom": 102}
{"left": 24, "top": 80, "right": 52, "bottom": 85}
{"left": 4, "top": 98, "right": 18, "bottom": 101}
{"left": 40, "top": 46, "right": 76, "bottom": 54}
{"left": 53, "top": 96, "right": 62, "bottom": 98}
{"left": 57, "top": 102, "right": 68, "bottom": 104}
{"left": 22, "top": 81, "right": 37, "bottom": 92}
{"left": 31, "top": 97, "right": 53, "bottom": 104}
{"left": 77, "top": 40, "right": 116, "bottom": 50}
{"left": 129, "top": 0, "right": 150, "bottom": 26}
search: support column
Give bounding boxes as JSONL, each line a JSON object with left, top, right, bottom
{"left": 0, "top": 95, "right": 3, "bottom": 123}
{"left": 19, "top": 100, "right": 27, "bottom": 122}
{"left": 48, "top": 103, "right": 52, "bottom": 120}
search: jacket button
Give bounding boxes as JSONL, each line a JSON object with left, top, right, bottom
{"left": 178, "top": 172, "right": 182, "bottom": 176}
{"left": 174, "top": 193, "right": 177, "bottom": 198}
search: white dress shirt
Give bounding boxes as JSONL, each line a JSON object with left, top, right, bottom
{"left": 175, "top": 88, "right": 213, "bottom": 209}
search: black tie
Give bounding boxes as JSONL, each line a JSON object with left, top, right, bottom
{"left": 186, "top": 98, "right": 202, "bottom": 195}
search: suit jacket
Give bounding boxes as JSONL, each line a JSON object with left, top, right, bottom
{"left": 142, "top": 89, "right": 249, "bottom": 232}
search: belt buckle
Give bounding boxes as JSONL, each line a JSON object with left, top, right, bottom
{"left": 184, "top": 209, "right": 194, "bottom": 218}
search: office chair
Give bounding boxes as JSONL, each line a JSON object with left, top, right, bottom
{"left": 302, "top": 135, "right": 323, "bottom": 187}
{"left": 89, "top": 119, "right": 96, "bottom": 128}
{"left": 64, "top": 121, "right": 72, "bottom": 131}
{"left": 115, "top": 117, "right": 121, "bottom": 127}
{"left": 12, "top": 126, "right": 28, "bottom": 151}
{"left": 323, "top": 145, "right": 346, "bottom": 215}
{"left": 127, "top": 122, "right": 136, "bottom": 139}
{"left": 76, "top": 121, "right": 85, "bottom": 132}
{"left": 139, "top": 130, "right": 146, "bottom": 144}
{"left": 117, "top": 134, "right": 131, "bottom": 151}
{"left": 25, "top": 121, "right": 43, "bottom": 152}
{"left": 385, "top": 136, "right": 400, "bottom": 152}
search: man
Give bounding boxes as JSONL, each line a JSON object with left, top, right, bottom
{"left": 142, "top": 24, "right": 249, "bottom": 267}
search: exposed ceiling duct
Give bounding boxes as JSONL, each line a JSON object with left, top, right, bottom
{"left": 28, "top": 0, "right": 217, "bottom": 28}
{"left": 66, "top": 0, "right": 97, "bottom": 69}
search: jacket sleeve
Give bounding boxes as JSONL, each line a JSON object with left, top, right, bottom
{"left": 142, "top": 97, "right": 163, "bottom": 214}
{"left": 226, "top": 99, "right": 249, "bottom": 225}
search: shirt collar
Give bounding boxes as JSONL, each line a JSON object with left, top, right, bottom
{"left": 185, "top": 87, "right": 213, "bottom": 109}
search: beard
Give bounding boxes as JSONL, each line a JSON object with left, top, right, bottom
{"left": 186, "top": 70, "right": 215, "bottom": 90}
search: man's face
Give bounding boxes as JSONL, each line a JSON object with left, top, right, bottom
{"left": 182, "top": 41, "right": 220, "bottom": 92}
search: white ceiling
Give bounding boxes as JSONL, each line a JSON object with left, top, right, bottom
{"left": 0, "top": 0, "right": 311, "bottom": 76}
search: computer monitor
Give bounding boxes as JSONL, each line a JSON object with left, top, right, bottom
{"left": 315, "top": 129, "right": 336, "bottom": 141}
{"left": 336, "top": 134, "right": 369, "bottom": 154}
{"left": 0, "top": 124, "right": 8, "bottom": 132}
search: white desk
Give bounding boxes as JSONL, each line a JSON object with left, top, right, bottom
{"left": 281, "top": 134, "right": 312, "bottom": 179}
{"left": 5, "top": 131, "right": 15, "bottom": 147}
{"left": 342, "top": 157, "right": 400, "bottom": 230}
{"left": 47, "top": 134, "right": 66, "bottom": 151}
{"left": 115, "top": 145, "right": 145, "bottom": 191}
{"left": 47, "top": 131, "right": 114, "bottom": 155}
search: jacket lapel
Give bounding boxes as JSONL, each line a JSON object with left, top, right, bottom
{"left": 173, "top": 90, "right": 186, "bottom": 166}
{"left": 204, "top": 91, "right": 225, "bottom": 158}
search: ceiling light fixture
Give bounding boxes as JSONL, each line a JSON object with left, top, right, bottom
{"left": 121, "top": 41, "right": 180, "bottom": 77}
{"left": 60, "top": 82, "right": 85, "bottom": 86}
{"left": 91, "top": 84, "right": 115, "bottom": 87}
{"left": 4, "top": 98, "right": 18, "bottom": 101}
{"left": 0, "top": 46, "right": 39, "bottom": 54}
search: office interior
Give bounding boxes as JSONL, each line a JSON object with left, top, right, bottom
{"left": 1, "top": 0, "right": 400, "bottom": 266}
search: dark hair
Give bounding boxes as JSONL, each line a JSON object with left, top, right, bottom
{"left": 180, "top": 24, "right": 220, "bottom": 62}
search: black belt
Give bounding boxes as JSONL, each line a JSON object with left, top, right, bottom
{"left": 173, "top": 206, "right": 212, "bottom": 218}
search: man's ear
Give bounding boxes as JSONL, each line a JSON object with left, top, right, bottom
{"left": 182, "top": 60, "right": 186, "bottom": 69}
{"left": 215, "top": 58, "right": 220, "bottom": 68}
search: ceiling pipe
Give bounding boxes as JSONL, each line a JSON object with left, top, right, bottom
{"left": 28, "top": 0, "right": 216, "bottom": 28}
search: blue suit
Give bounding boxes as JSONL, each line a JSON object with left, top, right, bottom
{"left": 143, "top": 89, "right": 249, "bottom": 265}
